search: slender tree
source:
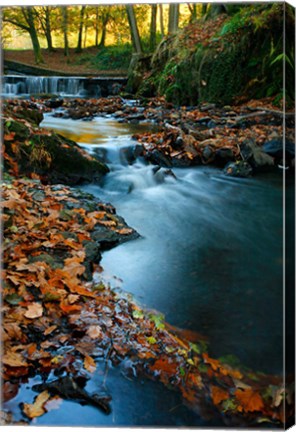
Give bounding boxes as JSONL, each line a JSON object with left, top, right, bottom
{"left": 3, "top": 6, "right": 44, "bottom": 64}
{"left": 62, "top": 6, "right": 69, "bottom": 57}
{"left": 95, "top": 7, "right": 99, "bottom": 47}
{"left": 168, "top": 3, "right": 179, "bottom": 34}
{"left": 201, "top": 3, "right": 208, "bottom": 16}
{"left": 149, "top": 4, "right": 157, "bottom": 51}
{"left": 99, "top": 10, "right": 110, "bottom": 48}
{"left": 76, "top": 5, "right": 86, "bottom": 53}
{"left": 36, "top": 6, "right": 55, "bottom": 52}
{"left": 159, "top": 4, "right": 165, "bottom": 38}
{"left": 188, "top": 3, "right": 197, "bottom": 22}
{"left": 126, "top": 5, "right": 143, "bottom": 54}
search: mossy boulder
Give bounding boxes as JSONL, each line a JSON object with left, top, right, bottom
{"left": 135, "top": 3, "right": 292, "bottom": 106}
{"left": 3, "top": 118, "right": 109, "bottom": 185}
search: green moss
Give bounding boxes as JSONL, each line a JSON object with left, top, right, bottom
{"left": 136, "top": 3, "right": 292, "bottom": 106}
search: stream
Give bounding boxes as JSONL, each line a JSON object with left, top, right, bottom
{"left": 8, "top": 111, "right": 288, "bottom": 426}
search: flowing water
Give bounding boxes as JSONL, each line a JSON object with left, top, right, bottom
{"left": 6, "top": 112, "right": 289, "bottom": 426}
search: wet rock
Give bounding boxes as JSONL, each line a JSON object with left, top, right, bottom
{"left": 239, "top": 139, "right": 274, "bottom": 169}
{"left": 3, "top": 118, "right": 109, "bottom": 185}
{"left": 263, "top": 139, "right": 295, "bottom": 158}
{"left": 224, "top": 161, "right": 253, "bottom": 178}
{"left": 147, "top": 149, "right": 172, "bottom": 168}
{"left": 202, "top": 145, "right": 215, "bottom": 164}
{"left": 215, "top": 147, "right": 235, "bottom": 166}
{"left": 5, "top": 120, "right": 30, "bottom": 141}
{"left": 17, "top": 108, "right": 44, "bottom": 126}
{"left": 83, "top": 241, "right": 102, "bottom": 280}
{"left": 172, "top": 136, "right": 184, "bottom": 149}
{"left": 29, "top": 253, "right": 64, "bottom": 269}
{"left": 91, "top": 225, "right": 138, "bottom": 249}
{"left": 45, "top": 98, "right": 64, "bottom": 109}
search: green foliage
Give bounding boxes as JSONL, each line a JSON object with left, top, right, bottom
{"left": 138, "top": 2, "right": 293, "bottom": 106}
{"left": 76, "top": 44, "right": 133, "bottom": 70}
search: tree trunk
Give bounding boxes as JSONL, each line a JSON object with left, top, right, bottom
{"left": 168, "top": 4, "right": 179, "bottom": 34}
{"left": 44, "top": 7, "right": 54, "bottom": 52}
{"left": 159, "top": 4, "right": 165, "bottom": 37}
{"left": 201, "top": 3, "right": 208, "bottom": 16}
{"left": 25, "top": 8, "right": 44, "bottom": 64}
{"left": 188, "top": 3, "right": 197, "bottom": 22}
{"left": 149, "top": 4, "right": 157, "bottom": 52}
{"left": 95, "top": 7, "right": 99, "bottom": 47}
{"left": 62, "top": 7, "right": 69, "bottom": 57}
{"left": 126, "top": 5, "right": 143, "bottom": 54}
{"left": 76, "top": 5, "right": 86, "bottom": 53}
{"left": 84, "top": 25, "right": 88, "bottom": 48}
{"left": 99, "top": 13, "right": 109, "bottom": 48}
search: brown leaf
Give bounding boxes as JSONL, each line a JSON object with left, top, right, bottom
{"left": 3, "top": 351, "right": 28, "bottom": 367}
{"left": 86, "top": 325, "right": 103, "bottom": 340}
{"left": 235, "top": 388, "right": 264, "bottom": 413}
{"left": 23, "top": 391, "right": 50, "bottom": 418}
{"left": 116, "top": 228, "right": 133, "bottom": 235}
{"left": 84, "top": 354, "right": 96, "bottom": 373}
{"left": 24, "top": 302, "right": 43, "bottom": 319}
{"left": 3, "top": 381, "right": 19, "bottom": 402}
{"left": 44, "top": 325, "right": 57, "bottom": 336}
{"left": 211, "top": 385, "right": 229, "bottom": 405}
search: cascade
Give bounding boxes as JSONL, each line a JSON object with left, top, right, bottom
{"left": 1, "top": 75, "right": 126, "bottom": 97}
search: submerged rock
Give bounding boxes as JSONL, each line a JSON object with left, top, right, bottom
{"left": 224, "top": 161, "right": 253, "bottom": 178}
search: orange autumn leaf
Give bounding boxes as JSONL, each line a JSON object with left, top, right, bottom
{"left": 4, "top": 132, "right": 16, "bottom": 141}
{"left": 98, "top": 219, "right": 116, "bottom": 227}
{"left": 211, "top": 386, "right": 229, "bottom": 405}
{"left": 202, "top": 353, "right": 220, "bottom": 371}
{"left": 116, "top": 228, "right": 133, "bottom": 235}
{"left": 151, "top": 357, "right": 178, "bottom": 375}
{"left": 3, "top": 351, "right": 28, "bottom": 367}
{"left": 235, "top": 388, "right": 264, "bottom": 413}
{"left": 23, "top": 391, "right": 50, "bottom": 419}
{"left": 60, "top": 302, "right": 82, "bottom": 314}
{"left": 84, "top": 354, "right": 96, "bottom": 373}
{"left": 67, "top": 283, "right": 97, "bottom": 298}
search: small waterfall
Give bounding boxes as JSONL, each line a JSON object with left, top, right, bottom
{"left": 1, "top": 75, "right": 125, "bottom": 98}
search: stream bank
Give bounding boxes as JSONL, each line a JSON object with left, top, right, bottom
{"left": 1, "top": 97, "right": 294, "bottom": 427}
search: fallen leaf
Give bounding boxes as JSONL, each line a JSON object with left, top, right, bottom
{"left": 211, "top": 385, "right": 229, "bottom": 405}
{"left": 3, "top": 351, "right": 28, "bottom": 367}
{"left": 23, "top": 391, "right": 50, "bottom": 418}
{"left": 116, "top": 228, "right": 133, "bottom": 235}
{"left": 87, "top": 325, "right": 103, "bottom": 340}
{"left": 3, "top": 381, "right": 19, "bottom": 402}
{"left": 24, "top": 302, "right": 43, "bottom": 319}
{"left": 44, "top": 325, "right": 57, "bottom": 336}
{"left": 235, "top": 388, "right": 264, "bottom": 412}
{"left": 84, "top": 354, "right": 96, "bottom": 373}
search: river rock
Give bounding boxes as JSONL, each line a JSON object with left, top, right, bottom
{"left": 45, "top": 98, "right": 64, "bottom": 109}
{"left": 239, "top": 139, "right": 274, "bottom": 169}
{"left": 224, "top": 161, "right": 253, "bottom": 177}
{"left": 215, "top": 147, "right": 235, "bottom": 166}
{"left": 3, "top": 118, "right": 109, "bottom": 185}
{"left": 201, "top": 145, "right": 215, "bottom": 164}
{"left": 147, "top": 149, "right": 172, "bottom": 167}
{"left": 263, "top": 139, "right": 295, "bottom": 158}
